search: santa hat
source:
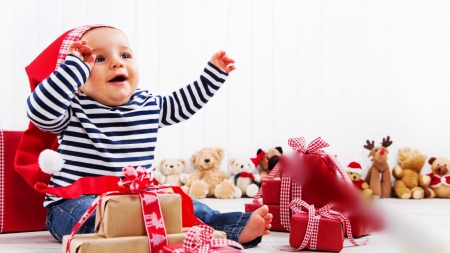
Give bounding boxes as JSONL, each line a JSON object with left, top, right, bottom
{"left": 250, "top": 150, "right": 266, "bottom": 167}
{"left": 346, "top": 161, "right": 363, "bottom": 174}
{"left": 14, "top": 25, "right": 111, "bottom": 188}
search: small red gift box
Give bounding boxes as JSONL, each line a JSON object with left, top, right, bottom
{"left": 261, "top": 178, "right": 281, "bottom": 205}
{"left": 244, "top": 201, "right": 290, "bottom": 232}
{"left": 163, "top": 243, "right": 242, "bottom": 253}
{"left": 0, "top": 130, "right": 47, "bottom": 233}
{"left": 289, "top": 213, "right": 344, "bottom": 252}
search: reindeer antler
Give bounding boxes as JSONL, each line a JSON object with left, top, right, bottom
{"left": 364, "top": 140, "right": 375, "bottom": 150}
{"left": 382, "top": 136, "right": 393, "bottom": 148}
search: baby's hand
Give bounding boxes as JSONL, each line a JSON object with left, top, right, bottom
{"left": 68, "top": 40, "right": 96, "bottom": 70}
{"left": 210, "top": 50, "right": 236, "bottom": 73}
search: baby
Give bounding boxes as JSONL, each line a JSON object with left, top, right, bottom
{"left": 24, "top": 25, "right": 272, "bottom": 248}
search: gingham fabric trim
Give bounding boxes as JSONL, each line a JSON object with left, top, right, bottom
{"left": 0, "top": 130, "right": 4, "bottom": 233}
{"left": 174, "top": 225, "right": 244, "bottom": 253}
{"left": 56, "top": 24, "right": 111, "bottom": 70}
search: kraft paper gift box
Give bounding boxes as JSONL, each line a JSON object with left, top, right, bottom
{"left": 63, "top": 231, "right": 227, "bottom": 253}
{"left": 289, "top": 213, "right": 344, "bottom": 252}
{"left": 0, "top": 130, "right": 47, "bottom": 233}
{"left": 95, "top": 193, "right": 182, "bottom": 238}
{"left": 244, "top": 201, "right": 290, "bottom": 232}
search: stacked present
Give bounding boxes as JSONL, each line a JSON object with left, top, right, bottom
{"left": 246, "top": 136, "right": 384, "bottom": 252}
{"left": 33, "top": 165, "right": 243, "bottom": 253}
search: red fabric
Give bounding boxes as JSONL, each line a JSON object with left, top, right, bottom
{"left": 427, "top": 173, "right": 450, "bottom": 187}
{"left": 250, "top": 151, "right": 265, "bottom": 167}
{"left": 352, "top": 179, "right": 366, "bottom": 190}
{"left": 244, "top": 201, "right": 289, "bottom": 232}
{"left": 1, "top": 130, "right": 47, "bottom": 233}
{"left": 238, "top": 172, "right": 255, "bottom": 181}
{"left": 289, "top": 213, "right": 343, "bottom": 252}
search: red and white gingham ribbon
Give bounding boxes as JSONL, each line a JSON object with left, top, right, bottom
{"left": 65, "top": 167, "right": 168, "bottom": 253}
{"left": 282, "top": 198, "right": 368, "bottom": 252}
{"left": 172, "top": 225, "right": 243, "bottom": 253}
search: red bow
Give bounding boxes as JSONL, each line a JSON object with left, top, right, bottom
{"left": 428, "top": 173, "right": 450, "bottom": 187}
{"left": 239, "top": 172, "right": 255, "bottom": 181}
{"left": 174, "top": 225, "right": 243, "bottom": 253}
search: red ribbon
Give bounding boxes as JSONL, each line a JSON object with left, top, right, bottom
{"left": 281, "top": 198, "right": 367, "bottom": 252}
{"left": 173, "top": 225, "right": 243, "bottom": 253}
{"left": 428, "top": 173, "right": 450, "bottom": 187}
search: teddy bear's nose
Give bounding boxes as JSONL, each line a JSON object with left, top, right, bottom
{"left": 170, "top": 165, "right": 174, "bottom": 168}
{"left": 241, "top": 165, "right": 244, "bottom": 169}
{"left": 204, "top": 159, "right": 210, "bottom": 163}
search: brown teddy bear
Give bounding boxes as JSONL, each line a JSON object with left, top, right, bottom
{"left": 345, "top": 161, "right": 373, "bottom": 198}
{"left": 182, "top": 147, "right": 239, "bottom": 199}
{"left": 257, "top": 147, "right": 283, "bottom": 180}
{"left": 422, "top": 157, "right": 450, "bottom": 198}
{"left": 392, "top": 147, "right": 429, "bottom": 199}
{"left": 364, "top": 136, "right": 393, "bottom": 198}
{"left": 153, "top": 158, "right": 189, "bottom": 186}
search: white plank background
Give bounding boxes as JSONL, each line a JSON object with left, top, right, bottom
{"left": 1, "top": 0, "right": 450, "bottom": 176}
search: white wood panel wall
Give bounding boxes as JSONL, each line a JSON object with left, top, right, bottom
{"left": 1, "top": 0, "right": 450, "bottom": 176}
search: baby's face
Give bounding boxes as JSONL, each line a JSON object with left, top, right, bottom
{"left": 79, "top": 27, "right": 139, "bottom": 106}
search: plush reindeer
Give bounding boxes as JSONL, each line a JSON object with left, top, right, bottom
{"left": 364, "top": 136, "right": 393, "bottom": 198}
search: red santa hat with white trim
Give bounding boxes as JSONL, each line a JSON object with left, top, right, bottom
{"left": 346, "top": 161, "right": 363, "bottom": 175}
{"left": 14, "top": 24, "right": 112, "bottom": 188}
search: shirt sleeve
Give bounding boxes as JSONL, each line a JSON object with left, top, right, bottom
{"left": 26, "top": 54, "right": 90, "bottom": 134}
{"left": 157, "top": 61, "right": 228, "bottom": 128}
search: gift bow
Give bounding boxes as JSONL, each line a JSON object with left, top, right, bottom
{"left": 176, "top": 225, "right": 243, "bottom": 253}
{"left": 285, "top": 198, "right": 368, "bottom": 251}
{"left": 118, "top": 165, "right": 153, "bottom": 192}
{"left": 288, "top": 136, "right": 329, "bottom": 154}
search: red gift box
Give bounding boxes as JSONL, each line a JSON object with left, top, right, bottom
{"left": 260, "top": 178, "right": 281, "bottom": 205}
{"left": 244, "top": 201, "right": 290, "bottom": 232}
{"left": 163, "top": 243, "right": 242, "bottom": 253}
{"left": 0, "top": 130, "right": 47, "bottom": 233}
{"left": 289, "top": 213, "right": 344, "bottom": 252}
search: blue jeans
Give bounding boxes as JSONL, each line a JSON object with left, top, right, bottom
{"left": 46, "top": 196, "right": 261, "bottom": 249}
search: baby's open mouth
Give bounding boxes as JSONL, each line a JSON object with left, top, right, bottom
{"left": 109, "top": 75, "right": 127, "bottom": 82}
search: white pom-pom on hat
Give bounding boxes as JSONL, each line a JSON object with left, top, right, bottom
{"left": 38, "top": 149, "right": 64, "bottom": 174}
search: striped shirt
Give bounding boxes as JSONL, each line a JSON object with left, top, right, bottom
{"left": 26, "top": 54, "right": 228, "bottom": 208}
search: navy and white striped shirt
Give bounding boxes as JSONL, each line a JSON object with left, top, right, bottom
{"left": 27, "top": 54, "right": 228, "bottom": 207}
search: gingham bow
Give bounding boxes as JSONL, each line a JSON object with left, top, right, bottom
{"left": 288, "top": 136, "right": 329, "bottom": 154}
{"left": 179, "top": 225, "right": 244, "bottom": 253}
{"left": 286, "top": 198, "right": 368, "bottom": 251}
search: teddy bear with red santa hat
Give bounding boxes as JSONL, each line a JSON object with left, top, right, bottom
{"left": 346, "top": 161, "right": 373, "bottom": 199}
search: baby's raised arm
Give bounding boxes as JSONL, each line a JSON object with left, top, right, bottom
{"left": 68, "top": 40, "right": 96, "bottom": 70}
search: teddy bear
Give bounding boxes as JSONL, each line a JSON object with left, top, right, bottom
{"left": 182, "top": 147, "right": 239, "bottom": 199}
{"left": 153, "top": 158, "right": 189, "bottom": 187}
{"left": 422, "top": 157, "right": 450, "bottom": 198}
{"left": 227, "top": 157, "right": 261, "bottom": 198}
{"left": 391, "top": 147, "right": 429, "bottom": 199}
{"left": 257, "top": 146, "right": 283, "bottom": 180}
{"left": 345, "top": 161, "right": 373, "bottom": 199}
{"left": 364, "top": 136, "right": 393, "bottom": 198}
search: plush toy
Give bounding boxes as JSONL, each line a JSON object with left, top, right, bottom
{"left": 363, "top": 136, "right": 393, "bottom": 198}
{"left": 153, "top": 158, "right": 189, "bottom": 187}
{"left": 183, "top": 147, "right": 239, "bottom": 199}
{"left": 257, "top": 146, "right": 283, "bottom": 180}
{"left": 391, "top": 147, "right": 429, "bottom": 199}
{"left": 422, "top": 157, "right": 450, "bottom": 198}
{"left": 228, "top": 157, "right": 261, "bottom": 198}
{"left": 345, "top": 161, "right": 372, "bottom": 198}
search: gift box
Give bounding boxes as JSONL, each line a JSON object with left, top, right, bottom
{"left": 260, "top": 178, "right": 281, "bottom": 205}
{"left": 0, "top": 130, "right": 47, "bottom": 233}
{"left": 289, "top": 213, "right": 344, "bottom": 252}
{"left": 244, "top": 201, "right": 289, "bottom": 232}
{"left": 95, "top": 193, "right": 182, "bottom": 238}
{"left": 163, "top": 243, "right": 242, "bottom": 253}
{"left": 63, "top": 231, "right": 226, "bottom": 253}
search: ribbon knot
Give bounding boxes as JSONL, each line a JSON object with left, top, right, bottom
{"left": 182, "top": 225, "right": 243, "bottom": 253}
{"left": 118, "top": 165, "right": 153, "bottom": 193}
{"left": 288, "top": 136, "right": 329, "bottom": 154}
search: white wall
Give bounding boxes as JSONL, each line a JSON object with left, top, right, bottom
{"left": 1, "top": 0, "right": 449, "bottom": 176}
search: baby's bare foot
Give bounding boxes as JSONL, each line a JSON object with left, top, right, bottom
{"left": 238, "top": 205, "right": 273, "bottom": 244}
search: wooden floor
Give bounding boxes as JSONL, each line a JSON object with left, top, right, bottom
{"left": 1, "top": 197, "right": 449, "bottom": 253}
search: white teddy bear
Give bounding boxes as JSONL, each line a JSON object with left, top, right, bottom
{"left": 153, "top": 158, "right": 190, "bottom": 186}
{"left": 227, "top": 157, "right": 261, "bottom": 198}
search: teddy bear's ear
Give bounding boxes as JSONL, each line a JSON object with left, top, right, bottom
{"left": 180, "top": 159, "right": 186, "bottom": 166}
{"left": 257, "top": 148, "right": 264, "bottom": 155}
{"left": 160, "top": 159, "right": 166, "bottom": 166}
{"left": 190, "top": 153, "right": 197, "bottom": 164}
{"left": 229, "top": 158, "right": 236, "bottom": 165}
{"left": 428, "top": 157, "right": 436, "bottom": 165}
{"left": 275, "top": 146, "right": 283, "bottom": 154}
{"left": 215, "top": 148, "right": 225, "bottom": 159}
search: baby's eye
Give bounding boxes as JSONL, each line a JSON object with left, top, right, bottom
{"left": 121, "top": 53, "right": 131, "bottom": 59}
{"left": 95, "top": 56, "right": 105, "bottom": 62}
